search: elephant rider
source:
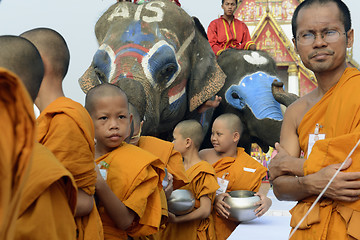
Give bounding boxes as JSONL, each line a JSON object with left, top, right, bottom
{"left": 207, "top": 0, "right": 256, "bottom": 57}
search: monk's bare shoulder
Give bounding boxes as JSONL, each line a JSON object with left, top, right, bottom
{"left": 199, "top": 148, "right": 219, "bottom": 165}
{"left": 285, "top": 90, "right": 318, "bottom": 130}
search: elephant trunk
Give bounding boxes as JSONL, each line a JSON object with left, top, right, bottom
{"left": 272, "top": 79, "right": 299, "bottom": 107}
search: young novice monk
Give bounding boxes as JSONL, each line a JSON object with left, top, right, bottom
{"left": 160, "top": 120, "right": 219, "bottom": 240}
{"left": 85, "top": 83, "right": 164, "bottom": 240}
{"left": 21, "top": 28, "right": 103, "bottom": 240}
{"left": 0, "top": 35, "right": 42, "bottom": 240}
{"left": 127, "top": 104, "right": 189, "bottom": 240}
{"left": 128, "top": 103, "right": 189, "bottom": 192}
{"left": 199, "top": 113, "right": 272, "bottom": 240}
{"left": 0, "top": 35, "right": 78, "bottom": 240}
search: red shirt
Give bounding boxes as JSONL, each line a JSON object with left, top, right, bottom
{"left": 207, "top": 16, "right": 255, "bottom": 56}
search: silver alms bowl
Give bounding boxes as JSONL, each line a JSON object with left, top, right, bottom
{"left": 224, "top": 190, "right": 260, "bottom": 222}
{"left": 168, "top": 189, "right": 195, "bottom": 215}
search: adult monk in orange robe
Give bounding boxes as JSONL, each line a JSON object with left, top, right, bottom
{"left": 21, "top": 28, "right": 103, "bottom": 240}
{"left": 86, "top": 83, "right": 165, "bottom": 240}
{"left": 14, "top": 143, "right": 78, "bottom": 239}
{"left": 200, "top": 113, "right": 270, "bottom": 240}
{"left": 0, "top": 36, "right": 44, "bottom": 240}
{"left": 160, "top": 120, "right": 219, "bottom": 240}
{"left": 268, "top": 1, "right": 360, "bottom": 239}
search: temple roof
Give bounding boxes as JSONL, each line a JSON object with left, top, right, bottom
{"left": 250, "top": 6, "right": 317, "bottom": 95}
{"left": 236, "top": 0, "right": 358, "bottom": 96}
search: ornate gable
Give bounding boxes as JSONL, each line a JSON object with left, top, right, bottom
{"left": 235, "top": 0, "right": 300, "bottom": 25}
{"left": 251, "top": 8, "right": 316, "bottom": 96}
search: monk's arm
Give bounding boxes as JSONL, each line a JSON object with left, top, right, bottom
{"left": 168, "top": 195, "right": 211, "bottom": 223}
{"left": 74, "top": 189, "right": 94, "bottom": 217}
{"left": 95, "top": 171, "right": 135, "bottom": 230}
{"left": 258, "top": 181, "right": 270, "bottom": 196}
{"left": 269, "top": 105, "right": 308, "bottom": 200}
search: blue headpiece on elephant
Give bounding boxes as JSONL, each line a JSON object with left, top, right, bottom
{"left": 204, "top": 49, "right": 298, "bottom": 153}
{"left": 79, "top": 0, "right": 226, "bottom": 139}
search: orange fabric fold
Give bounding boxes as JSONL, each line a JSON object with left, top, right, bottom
{"left": 211, "top": 147, "right": 267, "bottom": 240}
{"left": 14, "top": 143, "right": 77, "bottom": 239}
{"left": 138, "top": 136, "right": 189, "bottom": 189}
{"left": 292, "top": 68, "right": 360, "bottom": 239}
{"left": 160, "top": 161, "right": 219, "bottom": 240}
{"left": 96, "top": 143, "right": 164, "bottom": 239}
{"left": 0, "top": 68, "right": 35, "bottom": 240}
{"left": 36, "top": 97, "right": 102, "bottom": 240}
{"left": 136, "top": 136, "right": 189, "bottom": 240}
{"left": 36, "top": 97, "right": 96, "bottom": 192}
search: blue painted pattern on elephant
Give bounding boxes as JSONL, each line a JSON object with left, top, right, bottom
{"left": 225, "top": 71, "right": 284, "bottom": 121}
{"left": 121, "top": 21, "right": 155, "bottom": 44}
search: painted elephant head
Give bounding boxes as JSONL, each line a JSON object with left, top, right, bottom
{"left": 204, "top": 49, "right": 298, "bottom": 153}
{"left": 79, "top": 0, "right": 225, "bottom": 138}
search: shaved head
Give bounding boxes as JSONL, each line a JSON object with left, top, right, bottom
{"left": 215, "top": 113, "right": 243, "bottom": 134}
{"left": 85, "top": 83, "right": 129, "bottom": 115}
{"left": 20, "top": 27, "right": 70, "bottom": 79}
{"left": 0, "top": 35, "right": 44, "bottom": 101}
{"left": 175, "top": 120, "right": 204, "bottom": 149}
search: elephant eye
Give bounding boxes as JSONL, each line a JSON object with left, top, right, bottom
{"left": 156, "top": 63, "right": 177, "bottom": 83}
{"left": 143, "top": 41, "right": 180, "bottom": 88}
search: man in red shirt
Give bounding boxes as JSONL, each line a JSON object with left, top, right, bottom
{"left": 207, "top": 0, "right": 256, "bottom": 56}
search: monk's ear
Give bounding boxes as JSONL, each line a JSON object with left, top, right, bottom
{"left": 346, "top": 29, "right": 354, "bottom": 48}
{"left": 292, "top": 38, "right": 298, "bottom": 53}
{"left": 185, "top": 138, "right": 192, "bottom": 149}
{"left": 233, "top": 131, "right": 240, "bottom": 143}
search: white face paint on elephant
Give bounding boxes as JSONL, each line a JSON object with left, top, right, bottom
{"left": 79, "top": 0, "right": 225, "bottom": 139}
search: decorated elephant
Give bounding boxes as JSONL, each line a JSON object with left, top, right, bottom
{"left": 202, "top": 49, "right": 299, "bottom": 153}
{"left": 79, "top": 0, "right": 225, "bottom": 139}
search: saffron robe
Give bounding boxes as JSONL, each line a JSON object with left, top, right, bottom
{"left": 207, "top": 16, "right": 255, "bottom": 56}
{"left": 96, "top": 143, "right": 164, "bottom": 240}
{"left": 160, "top": 161, "right": 219, "bottom": 240}
{"left": 212, "top": 147, "right": 267, "bottom": 240}
{"left": 36, "top": 97, "right": 102, "bottom": 240}
{"left": 138, "top": 136, "right": 189, "bottom": 190}
{"left": 14, "top": 143, "right": 77, "bottom": 239}
{"left": 0, "top": 68, "right": 35, "bottom": 240}
{"left": 290, "top": 68, "right": 360, "bottom": 240}
{"left": 135, "top": 136, "right": 189, "bottom": 240}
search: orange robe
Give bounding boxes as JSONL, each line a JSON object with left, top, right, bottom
{"left": 135, "top": 136, "right": 189, "bottom": 239}
{"left": 290, "top": 68, "right": 360, "bottom": 240}
{"left": 0, "top": 68, "right": 35, "bottom": 240}
{"left": 160, "top": 161, "right": 219, "bottom": 240}
{"left": 212, "top": 147, "right": 267, "bottom": 240}
{"left": 96, "top": 143, "right": 164, "bottom": 240}
{"left": 14, "top": 143, "right": 77, "bottom": 239}
{"left": 138, "top": 136, "right": 189, "bottom": 190}
{"left": 36, "top": 97, "right": 103, "bottom": 240}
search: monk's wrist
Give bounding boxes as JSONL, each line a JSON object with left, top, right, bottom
{"left": 298, "top": 175, "right": 313, "bottom": 196}
{"left": 284, "top": 156, "right": 305, "bottom": 177}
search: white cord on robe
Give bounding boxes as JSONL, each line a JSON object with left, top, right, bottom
{"left": 288, "top": 137, "right": 360, "bottom": 239}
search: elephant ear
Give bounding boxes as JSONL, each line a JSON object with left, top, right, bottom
{"left": 94, "top": 3, "right": 118, "bottom": 44}
{"left": 188, "top": 17, "right": 226, "bottom": 112}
